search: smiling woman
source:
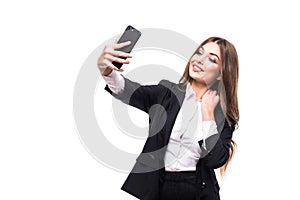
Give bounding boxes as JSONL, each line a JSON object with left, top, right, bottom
{"left": 98, "top": 36, "right": 239, "bottom": 200}
{"left": 189, "top": 43, "right": 223, "bottom": 98}
{"left": 179, "top": 37, "right": 240, "bottom": 177}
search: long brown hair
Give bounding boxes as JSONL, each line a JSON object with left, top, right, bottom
{"left": 178, "top": 37, "right": 239, "bottom": 176}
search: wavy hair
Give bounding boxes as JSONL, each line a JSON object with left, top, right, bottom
{"left": 178, "top": 37, "right": 240, "bottom": 176}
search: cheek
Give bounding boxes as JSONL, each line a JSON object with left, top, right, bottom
{"left": 204, "top": 70, "right": 220, "bottom": 82}
{"left": 188, "top": 64, "right": 194, "bottom": 75}
{"left": 189, "top": 55, "right": 197, "bottom": 63}
{"left": 188, "top": 61, "right": 194, "bottom": 73}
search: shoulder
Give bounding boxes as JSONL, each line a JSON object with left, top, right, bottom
{"left": 158, "top": 79, "right": 173, "bottom": 88}
{"left": 158, "top": 79, "right": 185, "bottom": 91}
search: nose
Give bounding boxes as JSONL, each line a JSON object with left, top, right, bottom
{"left": 196, "top": 59, "right": 203, "bottom": 66}
{"left": 196, "top": 55, "right": 207, "bottom": 66}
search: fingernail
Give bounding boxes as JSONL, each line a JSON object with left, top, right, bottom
{"left": 127, "top": 41, "right": 131, "bottom": 44}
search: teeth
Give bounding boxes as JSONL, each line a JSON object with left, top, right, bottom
{"left": 194, "top": 65, "right": 203, "bottom": 71}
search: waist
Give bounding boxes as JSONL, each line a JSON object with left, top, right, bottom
{"left": 162, "top": 170, "right": 197, "bottom": 181}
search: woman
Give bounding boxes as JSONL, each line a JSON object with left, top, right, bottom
{"left": 98, "top": 36, "right": 239, "bottom": 200}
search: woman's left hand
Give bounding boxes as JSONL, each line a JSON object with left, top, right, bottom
{"left": 201, "top": 90, "right": 220, "bottom": 121}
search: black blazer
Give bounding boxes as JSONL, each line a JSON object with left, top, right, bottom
{"left": 104, "top": 75, "right": 236, "bottom": 200}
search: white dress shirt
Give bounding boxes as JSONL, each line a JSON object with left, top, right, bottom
{"left": 102, "top": 70, "right": 218, "bottom": 171}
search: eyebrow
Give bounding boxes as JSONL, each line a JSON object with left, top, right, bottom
{"left": 200, "top": 46, "right": 220, "bottom": 61}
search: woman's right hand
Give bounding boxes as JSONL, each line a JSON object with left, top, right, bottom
{"left": 97, "top": 39, "right": 132, "bottom": 76}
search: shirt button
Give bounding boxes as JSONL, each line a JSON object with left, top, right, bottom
{"left": 201, "top": 181, "right": 206, "bottom": 189}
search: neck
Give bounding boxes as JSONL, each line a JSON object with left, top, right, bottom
{"left": 190, "top": 80, "right": 208, "bottom": 101}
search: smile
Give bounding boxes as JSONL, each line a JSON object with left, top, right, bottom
{"left": 192, "top": 65, "right": 204, "bottom": 72}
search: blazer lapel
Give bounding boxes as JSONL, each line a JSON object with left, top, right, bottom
{"left": 161, "top": 82, "right": 187, "bottom": 146}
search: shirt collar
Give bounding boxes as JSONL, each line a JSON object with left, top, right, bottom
{"left": 186, "top": 81, "right": 202, "bottom": 103}
{"left": 186, "top": 81, "right": 196, "bottom": 101}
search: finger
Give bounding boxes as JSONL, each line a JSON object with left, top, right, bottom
{"left": 97, "top": 61, "right": 107, "bottom": 69}
{"left": 103, "top": 59, "right": 124, "bottom": 72}
{"left": 203, "top": 90, "right": 210, "bottom": 96}
{"left": 104, "top": 54, "right": 130, "bottom": 64}
{"left": 112, "top": 41, "right": 131, "bottom": 49}
{"left": 208, "top": 90, "right": 216, "bottom": 95}
{"left": 110, "top": 66, "right": 124, "bottom": 72}
{"left": 105, "top": 48, "right": 132, "bottom": 58}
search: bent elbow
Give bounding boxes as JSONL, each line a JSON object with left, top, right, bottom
{"left": 204, "top": 150, "right": 229, "bottom": 169}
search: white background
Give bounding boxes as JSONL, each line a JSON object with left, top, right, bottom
{"left": 1, "top": 0, "right": 299, "bottom": 199}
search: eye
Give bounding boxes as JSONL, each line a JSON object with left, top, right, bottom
{"left": 209, "top": 57, "right": 217, "bottom": 64}
{"left": 195, "top": 50, "right": 203, "bottom": 55}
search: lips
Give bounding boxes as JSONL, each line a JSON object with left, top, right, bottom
{"left": 192, "top": 64, "right": 204, "bottom": 72}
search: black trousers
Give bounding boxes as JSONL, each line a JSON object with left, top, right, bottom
{"left": 159, "top": 170, "right": 197, "bottom": 200}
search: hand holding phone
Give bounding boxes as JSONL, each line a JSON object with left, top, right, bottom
{"left": 112, "top": 25, "right": 141, "bottom": 69}
{"left": 97, "top": 25, "right": 141, "bottom": 75}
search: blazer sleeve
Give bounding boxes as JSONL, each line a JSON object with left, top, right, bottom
{"left": 104, "top": 74, "right": 168, "bottom": 114}
{"left": 198, "top": 117, "right": 236, "bottom": 169}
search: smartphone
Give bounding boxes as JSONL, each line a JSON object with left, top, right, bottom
{"left": 112, "top": 25, "right": 141, "bottom": 69}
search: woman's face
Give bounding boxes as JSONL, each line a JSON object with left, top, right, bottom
{"left": 189, "top": 42, "right": 222, "bottom": 86}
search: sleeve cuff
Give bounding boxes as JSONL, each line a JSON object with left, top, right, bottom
{"left": 202, "top": 120, "right": 218, "bottom": 139}
{"left": 102, "top": 70, "right": 125, "bottom": 94}
{"left": 201, "top": 120, "right": 218, "bottom": 150}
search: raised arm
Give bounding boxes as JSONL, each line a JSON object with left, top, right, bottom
{"left": 104, "top": 74, "right": 168, "bottom": 114}
{"left": 97, "top": 38, "right": 132, "bottom": 76}
{"left": 199, "top": 118, "right": 235, "bottom": 169}
{"left": 198, "top": 89, "right": 236, "bottom": 169}
{"left": 97, "top": 38, "right": 168, "bottom": 114}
